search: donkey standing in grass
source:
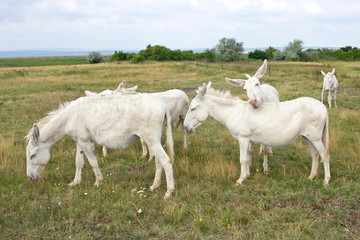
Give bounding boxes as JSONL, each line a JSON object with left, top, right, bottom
{"left": 26, "top": 94, "right": 175, "bottom": 198}
{"left": 225, "top": 59, "right": 279, "bottom": 172}
{"left": 321, "top": 68, "right": 338, "bottom": 108}
{"left": 184, "top": 82, "right": 330, "bottom": 186}
{"left": 85, "top": 80, "right": 189, "bottom": 160}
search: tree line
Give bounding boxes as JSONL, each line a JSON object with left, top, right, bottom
{"left": 88, "top": 38, "right": 360, "bottom": 63}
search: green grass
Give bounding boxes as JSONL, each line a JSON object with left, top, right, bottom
{"left": 0, "top": 60, "right": 359, "bottom": 239}
{"left": 0, "top": 55, "right": 111, "bottom": 67}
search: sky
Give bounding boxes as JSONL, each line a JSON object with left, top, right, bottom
{"left": 1, "top": 0, "right": 360, "bottom": 51}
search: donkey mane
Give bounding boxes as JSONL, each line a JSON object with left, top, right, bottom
{"left": 25, "top": 102, "right": 72, "bottom": 141}
{"left": 200, "top": 87, "right": 243, "bottom": 106}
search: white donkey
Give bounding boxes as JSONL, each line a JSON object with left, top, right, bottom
{"left": 84, "top": 80, "right": 138, "bottom": 98}
{"left": 85, "top": 80, "right": 138, "bottom": 157}
{"left": 321, "top": 68, "right": 338, "bottom": 108}
{"left": 85, "top": 80, "right": 189, "bottom": 159}
{"left": 225, "top": 59, "right": 279, "bottom": 172}
{"left": 26, "top": 94, "right": 175, "bottom": 198}
{"left": 184, "top": 82, "right": 330, "bottom": 186}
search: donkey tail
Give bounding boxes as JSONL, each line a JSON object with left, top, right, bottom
{"left": 165, "top": 108, "right": 174, "bottom": 163}
{"left": 322, "top": 113, "right": 330, "bottom": 162}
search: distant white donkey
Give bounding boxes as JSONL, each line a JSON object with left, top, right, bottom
{"left": 85, "top": 81, "right": 189, "bottom": 159}
{"left": 321, "top": 68, "right": 338, "bottom": 108}
{"left": 225, "top": 59, "right": 279, "bottom": 172}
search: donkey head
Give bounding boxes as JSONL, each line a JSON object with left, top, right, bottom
{"left": 225, "top": 59, "right": 267, "bottom": 109}
{"left": 26, "top": 124, "right": 51, "bottom": 183}
{"left": 184, "top": 82, "right": 211, "bottom": 133}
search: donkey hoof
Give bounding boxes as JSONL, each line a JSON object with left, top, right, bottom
{"left": 69, "top": 181, "right": 79, "bottom": 187}
{"left": 94, "top": 180, "right": 102, "bottom": 187}
{"left": 308, "top": 175, "right": 316, "bottom": 181}
{"left": 235, "top": 181, "right": 243, "bottom": 186}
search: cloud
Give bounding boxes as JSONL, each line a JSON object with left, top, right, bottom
{"left": 0, "top": 0, "right": 359, "bottom": 50}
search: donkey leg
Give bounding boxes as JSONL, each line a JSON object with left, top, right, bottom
{"left": 328, "top": 90, "right": 332, "bottom": 108}
{"left": 334, "top": 90, "right": 338, "bottom": 107}
{"left": 69, "top": 142, "right": 85, "bottom": 186}
{"left": 150, "top": 143, "right": 175, "bottom": 199}
{"left": 181, "top": 116, "right": 188, "bottom": 149}
{"left": 102, "top": 146, "right": 108, "bottom": 157}
{"left": 248, "top": 142, "right": 254, "bottom": 170}
{"left": 259, "top": 144, "right": 269, "bottom": 173}
{"left": 321, "top": 90, "right": 325, "bottom": 104}
{"left": 140, "top": 138, "right": 148, "bottom": 159}
{"left": 304, "top": 138, "right": 319, "bottom": 180}
{"left": 78, "top": 140, "right": 103, "bottom": 187}
{"left": 311, "top": 140, "right": 331, "bottom": 186}
{"left": 150, "top": 158, "right": 163, "bottom": 191}
{"left": 236, "top": 139, "right": 251, "bottom": 185}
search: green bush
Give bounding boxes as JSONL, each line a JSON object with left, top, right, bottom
{"left": 248, "top": 49, "right": 267, "bottom": 60}
{"left": 109, "top": 51, "right": 128, "bottom": 62}
{"left": 214, "top": 37, "right": 244, "bottom": 62}
{"left": 87, "top": 51, "right": 104, "bottom": 64}
{"left": 130, "top": 54, "right": 145, "bottom": 64}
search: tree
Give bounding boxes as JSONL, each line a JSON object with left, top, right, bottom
{"left": 130, "top": 54, "right": 145, "bottom": 64}
{"left": 109, "top": 51, "right": 128, "bottom": 62}
{"left": 248, "top": 49, "right": 267, "bottom": 60}
{"left": 265, "top": 46, "right": 277, "bottom": 60}
{"left": 283, "top": 39, "right": 304, "bottom": 61}
{"left": 273, "top": 39, "right": 304, "bottom": 61}
{"left": 87, "top": 51, "right": 104, "bottom": 64}
{"left": 214, "top": 38, "right": 244, "bottom": 61}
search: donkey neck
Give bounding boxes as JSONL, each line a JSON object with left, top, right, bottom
{"left": 205, "top": 95, "right": 245, "bottom": 126}
{"left": 37, "top": 106, "right": 70, "bottom": 146}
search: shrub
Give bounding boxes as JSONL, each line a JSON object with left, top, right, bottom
{"left": 87, "top": 51, "right": 104, "bottom": 64}
{"left": 109, "top": 51, "right": 128, "bottom": 62}
{"left": 130, "top": 54, "right": 145, "bottom": 64}
{"left": 214, "top": 38, "right": 244, "bottom": 62}
{"left": 248, "top": 49, "right": 267, "bottom": 60}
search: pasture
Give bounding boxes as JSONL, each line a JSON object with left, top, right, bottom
{"left": 0, "top": 59, "right": 359, "bottom": 239}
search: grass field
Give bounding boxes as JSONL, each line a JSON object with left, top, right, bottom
{"left": 0, "top": 59, "right": 359, "bottom": 239}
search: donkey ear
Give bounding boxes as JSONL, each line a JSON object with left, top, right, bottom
{"left": 198, "top": 83, "right": 208, "bottom": 97}
{"left": 32, "top": 124, "right": 40, "bottom": 143}
{"left": 126, "top": 85, "right": 137, "bottom": 93}
{"left": 207, "top": 81, "right": 212, "bottom": 91}
{"left": 254, "top": 59, "right": 267, "bottom": 79}
{"left": 225, "top": 78, "right": 246, "bottom": 87}
{"left": 84, "top": 90, "right": 96, "bottom": 96}
{"left": 117, "top": 80, "right": 126, "bottom": 90}
{"left": 331, "top": 68, "right": 335, "bottom": 75}
{"left": 245, "top": 74, "right": 251, "bottom": 79}
{"left": 321, "top": 71, "right": 326, "bottom": 76}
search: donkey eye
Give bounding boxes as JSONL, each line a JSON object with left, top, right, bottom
{"left": 30, "top": 154, "right": 36, "bottom": 160}
{"left": 255, "top": 83, "right": 260, "bottom": 87}
{"left": 190, "top": 108, "right": 196, "bottom": 112}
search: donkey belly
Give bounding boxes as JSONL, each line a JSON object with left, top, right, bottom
{"left": 95, "top": 133, "right": 139, "bottom": 149}
{"left": 250, "top": 132, "right": 300, "bottom": 147}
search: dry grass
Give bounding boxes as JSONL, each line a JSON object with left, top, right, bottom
{"left": 0, "top": 60, "right": 359, "bottom": 239}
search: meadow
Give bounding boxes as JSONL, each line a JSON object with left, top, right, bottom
{"left": 0, "top": 59, "right": 359, "bottom": 239}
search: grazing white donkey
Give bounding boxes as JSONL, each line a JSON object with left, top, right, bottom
{"left": 184, "top": 82, "right": 330, "bottom": 186}
{"left": 225, "top": 59, "right": 279, "bottom": 172}
{"left": 26, "top": 94, "right": 175, "bottom": 198}
{"left": 321, "top": 68, "right": 338, "bottom": 108}
{"left": 85, "top": 80, "right": 189, "bottom": 159}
